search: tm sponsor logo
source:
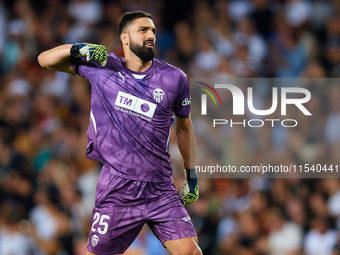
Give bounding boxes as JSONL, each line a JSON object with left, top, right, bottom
{"left": 115, "top": 91, "right": 157, "bottom": 121}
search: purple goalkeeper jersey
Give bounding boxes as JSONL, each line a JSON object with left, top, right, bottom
{"left": 71, "top": 53, "right": 190, "bottom": 182}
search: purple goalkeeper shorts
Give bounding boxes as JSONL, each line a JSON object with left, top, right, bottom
{"left": 87, "top": 166, "right": 197, "bottom": 255}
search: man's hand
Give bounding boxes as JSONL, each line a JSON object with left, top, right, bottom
{"left": 180, "top": 166, "right": 199, "bottom": 206}
{"left": 70, "top": 43, "right": 108, "bottom": 66}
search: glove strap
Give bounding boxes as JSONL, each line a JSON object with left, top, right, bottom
{"left": 184, "top": 164, "right": 198, "bottom": 181}
{"left": 70, "top": 43, "right": 87, "bottom": 58}
{"left": 70, "top": 44, "right": 80, "bottom": 58}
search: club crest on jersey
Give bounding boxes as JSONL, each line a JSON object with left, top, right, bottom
{"left": 91, "top": 235, "right": 99, "bottom": 247}
{"left": 153, "top": 89, "right": 164, "bottom": 103}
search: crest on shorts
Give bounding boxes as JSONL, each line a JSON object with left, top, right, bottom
{"left": 91, "top": 234, "right": 99, "bottom": 247}
{"left": 153, "top": 88, "right": 164, "bottom": 103}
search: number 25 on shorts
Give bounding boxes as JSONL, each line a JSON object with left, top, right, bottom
{"left": 91, "top": 212, "right": 110, "bottom": 235}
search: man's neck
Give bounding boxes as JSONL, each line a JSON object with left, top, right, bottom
{"left": 124, "top": 53, "right": 152, "bottom": 72}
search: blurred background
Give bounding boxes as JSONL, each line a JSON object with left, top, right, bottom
{"left": 0, "top": 0, "right": 340, "bottom": 254}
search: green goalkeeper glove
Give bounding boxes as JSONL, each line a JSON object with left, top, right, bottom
{"left": 70, "top": 43, "right": 108, "bottom": 67}
{"left": 180, "top": 165, "right": 199, "bottom": 206}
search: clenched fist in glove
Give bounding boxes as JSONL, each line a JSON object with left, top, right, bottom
{"left": 70, "top": 43, "right": 108, "bottom": 67}
{"left": 180, "top": 165, "right": 199, "bottom": 206}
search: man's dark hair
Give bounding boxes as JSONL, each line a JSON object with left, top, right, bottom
{"left": 118, "top": 11, "right": 152, "bottom": 35}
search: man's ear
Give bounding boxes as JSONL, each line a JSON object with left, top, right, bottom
{"left": 120, "top": 32, "right": 129, "bottom": 46}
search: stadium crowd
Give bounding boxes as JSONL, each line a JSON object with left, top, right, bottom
{"left": 0, "top": 0, "right": 340, "bottom": 254}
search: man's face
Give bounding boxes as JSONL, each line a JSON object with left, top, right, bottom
{"left": 126, "top": 17, "right": 157, "bottom": 62}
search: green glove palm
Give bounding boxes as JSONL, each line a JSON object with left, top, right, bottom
{"left": 180, "top": 180, "right": 199, "bottom": 206}
{"left": 180, "top": 167, "right": 199, "bottom": 206}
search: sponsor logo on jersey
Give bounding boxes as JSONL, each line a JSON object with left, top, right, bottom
{"left": 115, "top": 91, "right": 157, "bottom": 118}
{"left": 183, "top": 216, "right": 191, "bottom": 222}
{"left": 182, "top": 98, "right": 190, "bottom": 106}
{"left": 91, "top": 235, "right": 99, "bottom": 247}
{"left": 153, "top": 88, "right": 165, "bottom": 103}
{"left": 118, "top": 72, "right": 128, "bottom": 82}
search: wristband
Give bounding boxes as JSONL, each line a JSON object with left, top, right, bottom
{"left": 70, "top": 43, "right": 87, "bottom": 58}
{"left": 184, "top": 164, "right": 198, "bottom": 181}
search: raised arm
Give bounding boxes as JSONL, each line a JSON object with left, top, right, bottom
{"left": 37, "top": 44, "right": 74, "bottom": 74}
{"left": 38, "top": 43, "right": 108, "bottom": 74}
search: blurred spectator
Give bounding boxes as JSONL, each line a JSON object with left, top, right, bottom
{"left": 170, "top": 20, "right": 195, "bottom": 72}
{"left": 325, "top": 85, "right": 340, "bottom": 147}
{"left": 270, "top": 15, "right": 308, "bottom": 78}
{"left": 234, "top": 17, "right": 267, "bottom": 67}
{"left": 0, "top": 202, "right": 38, "bottom": 255}
{"left": 284, "top": 0, "right": 312, "bottom": 27}
{"left": 304, "top": 217, "right": 338, "bottom": 255}
{"left": 66, "top": 0, "right": 103, "bottom": 42}
{"left": 207, "top": 14, "right": 233, "bottom": 59}
{"left": 250, "top": 0, "right": 274, "bottom": 39}
{"left": 192, "top": 35, "right": 221, "bottom": 76}
{"left": 310, "top": 0, "right": 334, "bottom": 30}
{"left": 68, "top": 0, "right": 102, "bottom": 25}
{"left": 301, "top": 60, "right": 326, "bottom": 78}
{"left": 322, "top": 179, "right": 340, "bottom": 218}
{"left": 266, "top": 207, "right": 303, "bottom": 255}
{"left": 228, "top": 0, "right": 254, "bottom": 22}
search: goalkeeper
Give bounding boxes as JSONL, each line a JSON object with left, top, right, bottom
{"left": 38, "top": 11, "right": 200, "bottom": 255}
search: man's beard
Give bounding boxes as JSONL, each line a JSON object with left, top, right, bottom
{"left": 129, "top": 38, "right": 155, "bottom": 62}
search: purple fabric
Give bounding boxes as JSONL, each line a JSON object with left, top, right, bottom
{"left": 87, "top": 166, "right": 197, "bottom": 254}
{"left": 71, "top": 53, "right": 190, "bottom": 182}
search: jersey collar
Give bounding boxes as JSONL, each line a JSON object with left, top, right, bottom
{"left": 120, "top": 57, "right": 156, "bottom": 80}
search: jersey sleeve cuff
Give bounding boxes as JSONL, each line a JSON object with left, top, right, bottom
{"left": 174, "top": 113, "right": 190, "bottom": 119}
